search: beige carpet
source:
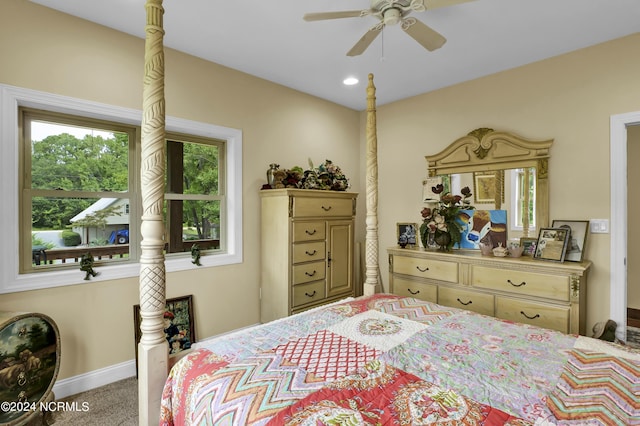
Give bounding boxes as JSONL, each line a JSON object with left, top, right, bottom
{"left": 25, "top": 376, "right": 137, "bottom": 425}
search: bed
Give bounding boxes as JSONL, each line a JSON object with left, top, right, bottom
{"left": 159, "top": 294, "right": 640, "bottom": 425}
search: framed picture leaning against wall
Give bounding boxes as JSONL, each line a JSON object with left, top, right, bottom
{"left": 551, "top": 220, "right": 589, "bottom": 262}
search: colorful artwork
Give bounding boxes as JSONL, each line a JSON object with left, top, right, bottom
{"left": 134, "top": 295, "right": 195, "bottom": 373}
{"left": 0, "top": 315, "right": 59, "bottom": 424}
{"left": 457, "top": 209, "right": 507, "bottom": 249}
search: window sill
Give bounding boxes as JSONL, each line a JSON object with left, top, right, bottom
{"left": 0, "top": 251, "right": 242, "bottom": 294}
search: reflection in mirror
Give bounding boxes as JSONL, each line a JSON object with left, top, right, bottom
{"left": 450, "top": 168, "right": 535, "bottom": 240}
{"left": 425, "top": 128, "right": 553, "bottom": 240}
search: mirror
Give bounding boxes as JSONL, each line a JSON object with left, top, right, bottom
{"left": 425, "top": 128, "right": 553, "bottom": 239}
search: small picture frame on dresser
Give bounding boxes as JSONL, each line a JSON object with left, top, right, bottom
{"left": 519, "top": 237, "right": 537, "bottom": 256}
{"left": 533, "top": 227, "right": 570, "bottom": 262}
{"left": 397, "top": 223, "right": 418, "bottom": 247}
{"left": 551, "top": 220, "right": 589, "bottom": 262}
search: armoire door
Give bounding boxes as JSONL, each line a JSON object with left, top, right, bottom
{"left": 326, "top": 219, "right": 354, "bottom": 298}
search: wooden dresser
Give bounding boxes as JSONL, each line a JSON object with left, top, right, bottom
{"left": 388, "top": 247, "right": 592, "bottom": 335}
{"left": 260, "top": 189, "right": 357, "bottom": 323}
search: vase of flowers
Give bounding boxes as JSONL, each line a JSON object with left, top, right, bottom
{"left": 420, "top": 184, "right": 474, "bottom": 252}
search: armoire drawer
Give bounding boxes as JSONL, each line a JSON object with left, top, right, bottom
{"left": 292, "top": 221, "right": 326, "bottom": 242}
{"left": 292, "top": 242, "right": 325, "bottom": 264}
{"left": 471, "top": 265, "right": 569, "bottom": 301}
{"left": 292, "top": 197, "right": 353, "bottom": 218}
{"left": 292, "top": 281, "right": 326, "bottom": 308}
{"left": 292, "top": 261, "right": 326, "bottom": 285}
{"left": 495, "top": 297, "right": 570, "bottom": 333}
{"left": 392, "top": 277, "right": 438, "bottom": 303}
{"left": 393, "top": 255, "right": 458, "bottom": 283}
{"left": 438, "top": 286, "right": 494, "bottom": 317}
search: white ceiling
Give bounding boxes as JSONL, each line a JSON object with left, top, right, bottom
{"left": 30, "top": 0, "right": 640, "bottom": 111}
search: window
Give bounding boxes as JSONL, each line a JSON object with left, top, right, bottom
{"left": 0, "top": 84, "right": 242, "bottom": 293}
{"left": 511, "top": 168, "right": 536, "bottom": 231}
{"left": 20, "top": 108, "right": 137, "bottom": 273}
{"left": 165, "top": 133, "right": 225, "bottom": 254}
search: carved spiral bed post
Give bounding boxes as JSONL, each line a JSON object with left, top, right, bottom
{"left": 364, "top": 74, "right": 380, "bottom": 295}
{"left": 138, "top": 0, "right": 168, "bottom": 424}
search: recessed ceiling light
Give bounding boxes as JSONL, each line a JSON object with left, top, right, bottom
{"left": 343, "top": 77, "right": 359, "bottom": 86}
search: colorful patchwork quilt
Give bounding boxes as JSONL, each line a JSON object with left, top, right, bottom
{"left": 159, "top": 294, "right": 640, "bottom": 425}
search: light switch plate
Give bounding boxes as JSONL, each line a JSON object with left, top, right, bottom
{"left": 590, "top": 219, "right": 609, "bottom": 234}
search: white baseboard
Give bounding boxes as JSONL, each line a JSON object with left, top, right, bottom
{"left": 51, "top": 323, "right": 261, "bottom": 399}
{"left": 52, "top": 359, "right": 136, "bottom": 399}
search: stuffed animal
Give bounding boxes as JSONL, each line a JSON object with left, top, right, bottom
{"left": 273, "top": 169, "right": 287, "bottom": 188}
{"left": 592, "top": 319, "right": 617, "bottom": 342}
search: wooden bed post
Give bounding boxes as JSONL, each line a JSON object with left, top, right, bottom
{"left": 138, "top": 0, "right": 168, "bottom": 424}
{"left": 364, "top": 74, "right": 380, "bottom": 295}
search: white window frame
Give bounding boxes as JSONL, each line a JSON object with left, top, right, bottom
{"left": 0, "top": 84, "right": 243, "bottom": 294}
{"left": 509, "top": 168, "right": 536, "bottom": 233}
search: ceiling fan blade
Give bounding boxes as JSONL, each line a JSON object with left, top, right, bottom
{"left": 346, "top": 24, "right": 383, "bottom": 57}
{"left": 423, "top": 0, "right": 474, "bottom": 10}
{"left": 303, "top": 10, "right": 367, "bottom": 21}
{"left": 401, "top": 18, "right": 446, "bottom": 51}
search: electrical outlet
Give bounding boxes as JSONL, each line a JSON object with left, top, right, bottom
{"left": 590, "top": 219, "right": 609, "bottom": 234}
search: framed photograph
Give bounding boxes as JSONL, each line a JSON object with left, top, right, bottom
{"left": 134, "top": 295, "right": 195, "bottom": 372}
{"left": 533, "top": 228, "right": 570, "bottom": 262}
{"left": 519, "top": 237, "right": 538, "bottom": 256}
{"left": 397, "top": 223, "right": 418, "bottom": 246}
{"left": 473, "top": 171, "right": 504, "bottom": 204}
{"left": 551, "top": 220, "right": 589, "bottom": 262}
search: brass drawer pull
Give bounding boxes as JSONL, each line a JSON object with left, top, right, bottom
{"left": 305, "top": 290, "right": 316, "bottom": 297}
{"left": 457, "top": 298, "right": 472, "bottom": 306}
{"left": 305, "top": 270, "right": 317, "bottom": 277}
{"left": 321, "top": 205, "right": 332, "bottom": 211}
{"left": 520, "top": 311, "right": 540, "bottom": 320}
{"left": 416, "top": 266, "right": 429, "bottom": 272}
{"left": 507, "top": 279, "right": 526, "bottom": 287}
{"left": 305, "top": 229, "right": 317, "bottom": 235}
{"left": 408, "top": 289, "right": 420, "bottom": 295}
{"left": 305, "top": 250, "right": 317, "bottom": 256}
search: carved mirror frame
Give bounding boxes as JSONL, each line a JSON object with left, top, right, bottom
{"left": 425, "top": 128, "right": 553, "bottom": 236}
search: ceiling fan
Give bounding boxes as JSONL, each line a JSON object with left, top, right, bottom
{"left": 303, "top": 0, "right": 473, "bottom": 56}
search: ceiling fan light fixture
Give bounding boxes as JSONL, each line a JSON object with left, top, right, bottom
{"left": 383, "top": 8, "right": 402, "bottom": 26}
{"left": 343, "top": 77, "right": 359, "bottom": 86}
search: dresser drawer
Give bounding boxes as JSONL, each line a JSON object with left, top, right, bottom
{"left": 495, "top": 296, "right": 570, "bottom": 333}
{"left": 392, "top": 277, "right": 438, "bottom": 303}
{"left": 471, "top": 265, "right": 570, "bottom": 301}
{"left": 292, "top": 221, "right": 326, "bottom": 242}
{"left": 293, "top": 197, "right": 353, "bottom": 218}
{"left": 293, "top": 261, "right": 326, "bottom": 285}
{"left": 293, "top": 242, "right": 325, "bottom": 264}
{"left": 393, "top": 255, "right": 458, "bottom": 283}
{"left": 292, "top": 281, "right": 326, "bottom": 307}
{"left": 438, "top": 286, "right": 494, "bottom": 316}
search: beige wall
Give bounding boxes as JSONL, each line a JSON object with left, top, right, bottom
{"left": 2, "top": 0, "right": 639, "bottom": 382}
{"left": 372, "top": 32, "right": 640, "bottom": 330}
{"left": 628, "top": 125, "right": 640, "bottom": 308}
{"left": 0, "top": 1, "right": 361, "bottom": 380}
